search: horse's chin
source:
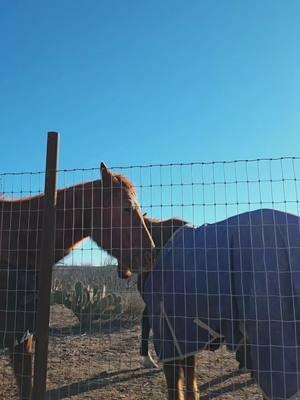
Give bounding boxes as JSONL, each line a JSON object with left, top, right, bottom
{"left": 118, "top": 268, "right": 132, "bottom": 279}
{"left": 124, "top": 270, "right": 133, "bottom": 278}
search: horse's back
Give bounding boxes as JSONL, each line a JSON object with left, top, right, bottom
{"left": 145, "top": 209, "right": 300, "bottom": 399}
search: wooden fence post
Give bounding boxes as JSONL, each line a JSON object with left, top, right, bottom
{"left": 32, "top": 132, "right": 60, "bottom": 400}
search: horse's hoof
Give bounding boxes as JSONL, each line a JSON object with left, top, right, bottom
{"left": 141, "top": 354, "right": 159, "bottom": 369}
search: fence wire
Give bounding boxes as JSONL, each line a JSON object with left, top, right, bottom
{"left": 1, "top": 157, "right": 300, "bottom": 399}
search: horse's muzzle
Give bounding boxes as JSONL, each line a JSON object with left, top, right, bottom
{"left": 118, "top": 267, "right": 132, "bottom": 279}
{"left": 117, "top": 248, "right": 156, "bottom": 279}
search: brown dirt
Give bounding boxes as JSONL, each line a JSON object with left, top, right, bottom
{"left": 0, "top": 305, "right": 264, "bottom": 399}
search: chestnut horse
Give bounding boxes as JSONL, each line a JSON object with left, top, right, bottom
{"left": 0, "top": 163, "right": 154, "bottom": 400}
{"left": 131, "top": 216, "right": 198, "bottom": 399}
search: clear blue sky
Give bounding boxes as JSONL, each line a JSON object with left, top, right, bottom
{"left": 1, "top": 1, "right": 300, "bottom": 174}
{"left": 1, "top": 1, "right": 300, "bottom": 265}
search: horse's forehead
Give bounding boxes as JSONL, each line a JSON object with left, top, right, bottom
{"left": 113, "top": 175, "right": 137, "bottom": 200}
{"left": 122, "top": 190, "right": 138, "bottom": 206}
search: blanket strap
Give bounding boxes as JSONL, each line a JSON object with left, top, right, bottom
{"left": 160, "top": 301, "right": 184, "bottom": 359}
{"left": 193, "top": 318, "right": 223, "bottom": 350}
{"left": 193, "top": 318, "right": 221, "bottom": 339}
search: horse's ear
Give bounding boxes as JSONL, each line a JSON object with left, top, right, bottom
{"left": 100, "top": 162, "right": 113, "bottom": 188}
{"left": 100, "top": 162, "right": 108, "bottom": 171}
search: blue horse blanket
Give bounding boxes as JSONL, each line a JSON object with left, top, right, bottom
{"left": 144, "top": 209, "right": 300, "bottom": 400}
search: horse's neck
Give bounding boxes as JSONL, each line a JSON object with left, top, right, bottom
{"left": 146, "top": 218, "right": 187, "bottom": 249}
{"left": 0, "top": 180, "right": 101, "bottom": 268}
{"left": 137, "top": 218, "right": 187, "bottom": 281}
{"left": 54, "top": 181, "right": 99, "bottom": 263}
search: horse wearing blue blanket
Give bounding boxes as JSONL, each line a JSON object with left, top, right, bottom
{"left": 140, "top": 209, "right": 300, "bottom": 400}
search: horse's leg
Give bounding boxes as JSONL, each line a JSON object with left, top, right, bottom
{"left": 163, "top": 360, "right": 185, "bottom": 400}
{"left": 182, "top": 355, "right": 199, "bottom": 400}
{"left": 9, "top": 335, "right": 33, "bottom": 400}
{"left": 140, "top": 305, "right": 158, "bottom": 368}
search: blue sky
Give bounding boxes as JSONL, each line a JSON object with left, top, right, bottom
{"left": 1, "top": 1, "right": 299, "bottom": 173}
{"left": 1, "top": 1, "right": 300, "bottom": 265}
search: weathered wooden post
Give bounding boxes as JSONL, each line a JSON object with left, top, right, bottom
{"left": 32, "top": 132, "right": 60, "bottom": 400}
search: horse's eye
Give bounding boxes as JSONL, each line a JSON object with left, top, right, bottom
{"left": 143, "top": 212, "right": 147, "bottom": 217}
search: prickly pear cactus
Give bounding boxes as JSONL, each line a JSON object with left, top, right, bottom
{"left": 91, "top": 292, "right": 123, "bottom": 323}
{"left": 50, "top": 289, "right": 65, "bottom": 305}
{"left": 51, "top": 279, "right": 123, "bottom": 327}
{"left": 50, "top": 278, "right": 70, "bottom": 305}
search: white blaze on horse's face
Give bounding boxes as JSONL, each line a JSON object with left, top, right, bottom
{"left": 100, "top": 163, "right": 155, "bottom": 278}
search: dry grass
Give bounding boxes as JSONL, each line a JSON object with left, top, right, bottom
{"left": 0, "top": 267, "right": 265, "bottom": 399}
{"left": 0, "top": 305, "right": 265, "bottom": 400}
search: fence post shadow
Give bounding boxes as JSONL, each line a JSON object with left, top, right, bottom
{"left": 200, "top": 370, "right": 256, "bottom": 400}
{"left": 45, "top": 367, "right": 161, "bottom": 400}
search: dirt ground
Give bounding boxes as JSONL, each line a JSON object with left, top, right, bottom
{"left": 0, "top": 305, "right": 264, "bottom": 399}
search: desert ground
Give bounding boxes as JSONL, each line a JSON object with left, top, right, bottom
{"left": 0, "top": 303, "right": 264, "bottom": 400}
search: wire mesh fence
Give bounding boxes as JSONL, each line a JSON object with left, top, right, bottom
{"left": 1, "top": 157, "right": 300, "bottom": 399}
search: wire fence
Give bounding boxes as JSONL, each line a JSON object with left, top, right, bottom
{"left": 1, "top": 154, "right": 300, "bottom": 399}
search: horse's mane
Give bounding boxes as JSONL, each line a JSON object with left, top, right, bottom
{"left": 113, "top": 174, "right": 137, "bottom": 198}
{"left": 0, "top": 192, "right": 43, "bottom": 204}
{"left": 144, "top": 216, "right": 188, "bottom": 225}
